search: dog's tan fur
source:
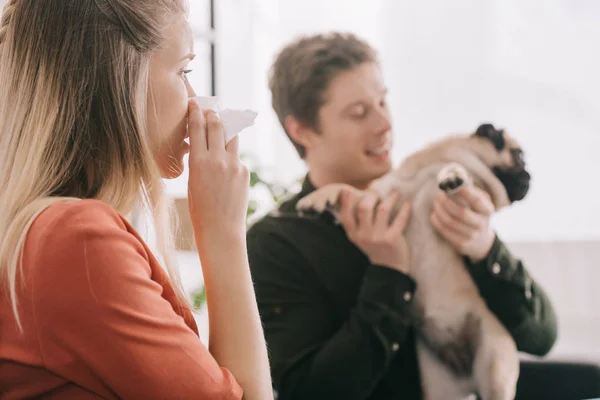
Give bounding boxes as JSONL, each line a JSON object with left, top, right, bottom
{"left": 296, "top": 124, "right": 529, "bottom": 400}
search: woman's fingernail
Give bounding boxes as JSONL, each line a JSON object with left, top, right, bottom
{"left": 207, "top": 111, "right": 220, "bottom": 123}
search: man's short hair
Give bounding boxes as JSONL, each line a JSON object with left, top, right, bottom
{"left": 269, "top": 32, "right": 379, "bottom": 158}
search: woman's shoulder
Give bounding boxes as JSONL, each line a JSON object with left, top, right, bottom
{"left": 26, "top": 198, "right": 143, "bottom": 260}
{"left": 29, "top": 198, "right": 132, "bottom": 241}
{"left": 32, "top": 199, "right": 127, "bottom": 232}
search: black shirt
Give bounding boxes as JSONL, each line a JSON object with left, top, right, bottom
{"left": 247, "top": 176, "right": 557, "bottom": 400}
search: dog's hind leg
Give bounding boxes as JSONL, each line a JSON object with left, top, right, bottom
{"left": 416, "top": 338, "right": 476, "bottom": 400}
{"left": 472, "top": 321, "right": 520, "bottom": 400}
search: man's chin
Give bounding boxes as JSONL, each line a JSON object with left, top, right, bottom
{"left": 366, "top": 157, "right": 393, "bottom": 176}
{"left": 350, "top": 166, "right": 391, "bottom": 189}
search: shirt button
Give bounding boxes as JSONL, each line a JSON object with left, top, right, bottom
{"left": 525, "top": 279, "right": 533, "bottom": 299}
{"left": 491, "top": 262, "right": 501, "bottom": 275}
{"left": 391, "top": 343, "right": 400, "bottom": 352}
{"left": 403, "top": 291, "right": 412, "bottom": 302}
{"left": 273, "top": 306, "right": 282, "bottom": 315}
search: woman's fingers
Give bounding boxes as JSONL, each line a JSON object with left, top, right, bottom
{"left": 205, "top": 110, "right": 225, "bottom": 152}
{"left": 187, "top": 98, "right": 207, "bottom": 154}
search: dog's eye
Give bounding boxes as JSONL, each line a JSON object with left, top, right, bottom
{"left": 511, "top": 149, "right": 525, "bottom": 165}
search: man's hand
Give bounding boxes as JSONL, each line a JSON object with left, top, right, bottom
{"left": 430, "top": 186, "right": 496, "bottom": 263}
{"left": 338, "top": 189, "right": 412, "bottom": 274}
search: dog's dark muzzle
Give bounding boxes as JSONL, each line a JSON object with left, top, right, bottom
{"left": 493, "top": 149, "right": 531, "bottom": 203}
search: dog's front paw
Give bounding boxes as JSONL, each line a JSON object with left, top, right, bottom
{"left": 437, "top": 162, "right": 472, "bottom": 194}
{"left": 296, "top": 183, "right": 353, "bottom": 213}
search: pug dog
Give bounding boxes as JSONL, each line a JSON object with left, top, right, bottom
{"left": 296, "top": 123, "right": 531, "bottom": 400}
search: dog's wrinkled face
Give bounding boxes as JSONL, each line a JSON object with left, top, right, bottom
{"left": 474, "top": 123, "right": 531, "bottom": 203}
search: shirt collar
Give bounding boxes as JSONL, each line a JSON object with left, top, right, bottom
{"left": 300, "top": 174, "right": 317, "bottom": 196}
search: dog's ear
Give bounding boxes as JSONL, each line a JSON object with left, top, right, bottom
{"left": 474, "top": 123, "right": 505, "bottom": 151}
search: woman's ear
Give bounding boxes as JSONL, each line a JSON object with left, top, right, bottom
{"left": 284, "top": 115, "right": 318, "bottom": 151}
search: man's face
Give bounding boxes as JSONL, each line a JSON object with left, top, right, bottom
{"left": 307, "top": 62, "right": 393, "bottom": 189}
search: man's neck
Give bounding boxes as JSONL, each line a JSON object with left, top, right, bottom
{"left": 307, "top": 170, "right": 371, "bottom": 191}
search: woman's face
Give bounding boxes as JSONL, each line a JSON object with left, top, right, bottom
{"left": 147, "top": 18, "right": 196, "bottom": 179}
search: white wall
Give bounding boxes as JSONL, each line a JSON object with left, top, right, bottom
{"left": 376, "top": 0, "right": 600, "bottom": 242}
{"left": 211, "top": 0, "right": 600, "bottom": 242}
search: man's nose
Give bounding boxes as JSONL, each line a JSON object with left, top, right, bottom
{"left": 372, "top": 106, "right": 391, "bottom": 134}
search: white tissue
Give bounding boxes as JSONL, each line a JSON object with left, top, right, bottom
{"left": 193, "top": 96, "right": 258, "bottom": 145}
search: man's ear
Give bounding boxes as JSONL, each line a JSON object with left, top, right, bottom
{"left": 284, "top": 115, "right": 318, "bottom": 151}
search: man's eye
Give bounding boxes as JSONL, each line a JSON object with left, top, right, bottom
{"left": 350, "top": 106, "right": 367, "bottom": 119}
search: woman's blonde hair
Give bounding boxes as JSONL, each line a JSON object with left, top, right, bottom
{"left": 0, "top": 0, "right": 190, "bottom": 328}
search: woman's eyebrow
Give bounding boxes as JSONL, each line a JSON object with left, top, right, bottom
{"left": 179, "top": 53, "right": 197, "bottom": 62}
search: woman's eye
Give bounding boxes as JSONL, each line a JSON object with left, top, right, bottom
{"left": 180, "top": 69, "right": 193, "bottom": 79}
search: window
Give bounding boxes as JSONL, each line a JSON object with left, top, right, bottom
{"left": 187, "top": 0, "right": 216, "bottom": 97}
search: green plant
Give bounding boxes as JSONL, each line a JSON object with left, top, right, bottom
{"left": 192, "top": 285, "right": 206, "bottom": 309}
{"left": 247, "top": 170, "right": 293, "bottom": 222}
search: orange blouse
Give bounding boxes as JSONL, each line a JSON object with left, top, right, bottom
{"left": 0, "top": 200, "right": 243, "bottom": 399}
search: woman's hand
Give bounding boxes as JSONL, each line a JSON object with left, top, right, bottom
{"left": 186, "top": 98, "right": 250, "bottom": 246}
{"left": 186, "top": 98, "right": 273, "bottom": 399}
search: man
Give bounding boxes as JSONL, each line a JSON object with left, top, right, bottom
{"left": 247, "top": 32, "right": 557, "bottom": 399}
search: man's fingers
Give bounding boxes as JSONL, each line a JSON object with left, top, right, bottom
{"left": 339, "top": 189, "right": 358, "bottom": 232}
{"left": 430, "top": 212, "right": 470, "bottom": 246}
{"left": 356, "top": 193, "right": 378, "bottom": 228}
{"left": 438, "top": 191, "right": 484, "bottom": 229}
{"left": 187, "top": 99, "right": 207, "bottom": 153}
{"left": 389, "top": 200, "right": 411, "bottom": 234}
{"left": 374, "top": 191, "right": 400, "bottom": 229}
{"left": 456, "top": 186, "right": 494, "bottom": 216}
{"left": 432, "top": 199, "right": 475, "bottom": 237}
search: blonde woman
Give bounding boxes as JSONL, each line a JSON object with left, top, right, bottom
{"left": 0, "top": 1, "right": 272, "bottom": 399}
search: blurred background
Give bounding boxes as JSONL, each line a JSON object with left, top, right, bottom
{"left": 2, "top": 0, "right": 597, "bottom": 363}
{"left": 175, "top": 0, "right": 600, "bottom": 362}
